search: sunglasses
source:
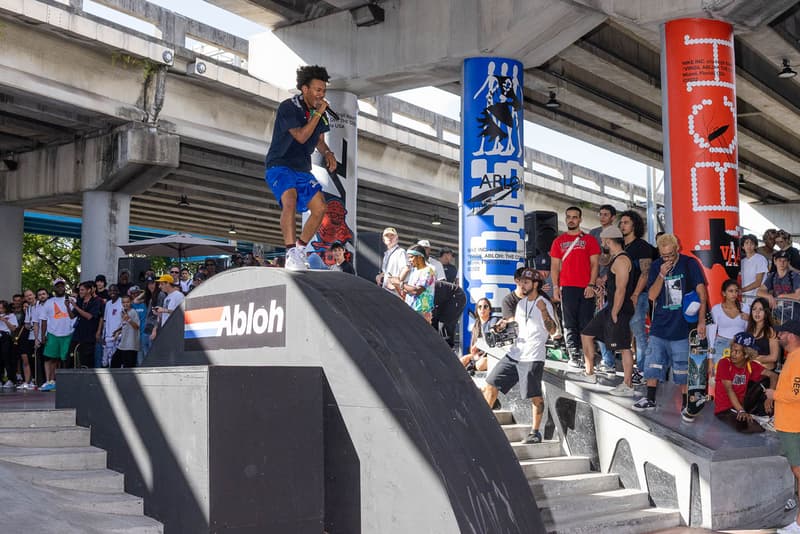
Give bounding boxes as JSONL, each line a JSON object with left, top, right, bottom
{"left": 477, "top": 304, "right": 490, "bottom": 309}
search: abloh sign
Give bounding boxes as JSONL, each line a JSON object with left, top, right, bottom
{"left": 183, "top": 285, "right": 286, "bottom": 351}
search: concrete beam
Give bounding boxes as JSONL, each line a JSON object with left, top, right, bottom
{"left": 1, "top": 123, "right": 178, "bottom": 205}
{"left": 272, "top": 0, "right": 606, "bottom": 96}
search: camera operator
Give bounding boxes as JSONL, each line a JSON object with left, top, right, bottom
{"left": 482, "top": 269, "right": 558, "bottom": 444}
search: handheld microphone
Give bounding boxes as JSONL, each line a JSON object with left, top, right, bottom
{"left": 325, "top": 107, "right": 340, "bottom": 121}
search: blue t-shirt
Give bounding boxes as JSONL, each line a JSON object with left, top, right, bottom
{"left": 131, "top": 302, "right": 147, "bottom": 335}
{"left": 265, "top": 95, "right": 330, "bottom": 172}
{"left": 647, "top": 254, "right": 706, "bottom": 340}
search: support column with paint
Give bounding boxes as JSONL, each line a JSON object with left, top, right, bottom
{"left": 81, "top": 191, "right": 130, "bottom": 282}
{"left": 308, "top": 90, "right": 358, "bottom": 269}
{"left": 460, "top": 57, "right": 525, "bottom": 348}
{"left": 661, "top": 19, "right": 740, "bottom": 303}
{"left": 0, "top": 205, "right": 24, "bottom": 297}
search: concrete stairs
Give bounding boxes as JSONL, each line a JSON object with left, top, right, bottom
{"left": 0, "top": 409, "right": 163, "bottom": 534}
{"left": 494, "top": 410, "right": 681, "bottom": 534}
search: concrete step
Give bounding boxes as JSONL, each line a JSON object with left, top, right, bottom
{"left": 57, "top": 487, "right": 144, "bottom": 516}
{"left": 511, "top": 440, "right": 562, "bottom": 460}
{"left": 32, "top": 468, "right": 125, "bottom": 494}
{"left": 0, "top": 445, "right": 106, "bottom": 470}
{"left": 0, "top": 409, "right": 76, "bottom": 429}
{"left": 77, "top": 512, "right": 164, "bottom": 534}
{"left": 545, "top": 506, "right": 681, "bottom": 534}
{"left": 0, "top": 426, "right": 91, "bottom": 447}
{"left": 531, "top": 471, "right": 621, "bottom": 500}
{"left": 493, "top": 410, "right": 514, "bottom": 425}
{"left": 502, "top": 424, "right": 531, "bottom": 442}
{"left": 539, "top": 487, "right": 650, "bottom": 524}
{"left": 519, "top": 456, "right": 590, "bottom": 479}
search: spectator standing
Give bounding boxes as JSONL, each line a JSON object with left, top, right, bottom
{"left": 0, "top": 300, "right": 19, "bottom": 388}
{"left": 32, "top": 288, "right": 48, "bottom": 386}
{"left": 70, "top": 281, "right": 103, "bottom": 369}
{"left": 549, "top": 207, "right": 600, "bottom": 368}
{"left": 401, "top": 245, "right": 437, "bottom": 323}
{"left": 432, "top": 280, "right": 466, "bottom": 350}
{"left": 589, "top": 205, "right": 618, "bottom": 372}
{"left": 417, "top": 240, "right": 446, "bottom": 280}
{"left": 740, "top": 234, "right": 769, "bottom": 306}
{"left": 139, "top": 276, "right": 162, "bottom": 357}
{"left": 377, "top": 227, "right": 407, "bottom": 298}
{"left": 440, "top": 248, "right": 458, "bottom": 284}
{"left": 189, "top": 273, "right": 206, "bottom": 293}
{"left": 95, "top": 275, "right": 109, "bottom": 300}
{"left": 99, "top": 285, "right": 123, "bottom": 367}
{"left": 116, "top": 270, "right": 132, "bottom": 297}
{"left": 110, "top": 295, "right": 140, "bottom": 368}
{"left": 633, "top": 233, "right": 708, "bottom": 412}
{"left": 151, "top": 274, "right": 184, "bottom": 340}
{"left": 620, "top": 210, "right": 654, "bottom": 382}
{"left": 775, "top": 230, "right": 800, "bottom": 272}
{"left": 759, "top": 229, "right": 777, "bottom": 270}
{"left": 461, "top": 297, "right": 498, "bottom": 371}
{"left": 40, "top": 279, "right": 75, "bottom": 391}
{"left": 329, "top": 241, "right": 355, "bottom": 274}
{"left": 709, "top": 280, "right": 749, "bottom": 364}
{"left": 128, "top": 286, "right": 147, "bottom": 365}
{"left": 757, "top": 250, "right": 800, "bottom": 307}
{"left": 17, "top": 290, "right": 37, "bottom": 389}
{"left": 747, "top": 297, "right": 780, "bottom": 370}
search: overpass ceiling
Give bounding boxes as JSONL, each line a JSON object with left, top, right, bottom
{"left": 205, "top": 0, "right": 342, "bottom": 27}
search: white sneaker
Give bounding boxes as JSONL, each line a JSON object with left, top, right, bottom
{"left": 596, "top": 363, "right": 616, "bottom": 374}
{"left": 2, "top": 380, "right": 15, "bottom": 389}
{"left": 609, "top": 383, "right": 635, "bottom": 397}
{"left": 777, "top": 520, "right": 800, "bottom": 534}
{"left": 284, "top": 247, "right": 308, "bottom": 271}
{"left": 572, "top": 371, "right": 597, "bottom": 384}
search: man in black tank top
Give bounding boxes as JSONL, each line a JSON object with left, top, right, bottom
{"left": 572, "top": 226, "right": 637, "bottom": 395}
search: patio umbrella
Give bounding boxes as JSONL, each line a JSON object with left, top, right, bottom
{"left": 118, "top": 233, "right": 236, "bottom": 267}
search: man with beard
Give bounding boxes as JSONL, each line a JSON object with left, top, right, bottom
{"left": 70, "top": 281, "right": 103, "bottom": 369}
{"left": 40, "top": 278, "right": 74, "bottom": 391}
{"left": 99, "top": 285, "right": 123, "bottom": 367}
{"left": 549, "top": 207, "right": 600, "bottom": 368}
{"left": 377, "top": 227, "right": 408, "bottom": 298}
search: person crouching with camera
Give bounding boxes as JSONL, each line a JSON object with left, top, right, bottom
{"left": 482, "top": 269, "right": 559, "bottom": 444}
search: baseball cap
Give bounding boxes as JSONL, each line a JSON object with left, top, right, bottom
{"left": 145, "top": 275, "right": 156, "bottom": 283}
{"left": 417, "top": 239, "right": 431, "bottom": 248}
{"left": 382, "top": 227, "right": 398, "bottom": 236}
{"left": 682, "top": 290, "right": 701, "bottom": 322}
{"left": 53, "top": 277, "right": 66, "bottom": 286}
{"left": 155, "top": 274, "right": 175, "bottom": 284}
{"left": 600, "top": 226, "right": 623, "bottom": 239}
{"left": 127, "top": 285, "right": 141, "bottom": 295}
{"left": 520, "top": 269, "right": 541, "bottom": 281}
{"left": 774, "top": 249, "right": 790, "bottom": 260}
{"left": 777, "top": 320, "right": 800, "bottom": 337}
{"left": 733, "top": 331, "right": 756, "bottom": 349}
{"left": 330, "top": 240, "right": 345, "bottom": 250}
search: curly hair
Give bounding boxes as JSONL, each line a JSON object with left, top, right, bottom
{"left": 619, "top": 210, "right": 645, "bottom": 239}
{"left": 296, "top": 65, "right": 330, "bottom": 90}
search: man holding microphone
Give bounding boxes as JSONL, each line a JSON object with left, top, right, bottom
{"left": 265, "top": 65, "right": 338, "bottom": 270}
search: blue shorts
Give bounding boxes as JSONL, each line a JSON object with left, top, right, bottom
{"left": 643, "top": 335, "right": 689, "bottom": 385}
{"left": 266, "top": 166, "right": 322, "bottom": 213}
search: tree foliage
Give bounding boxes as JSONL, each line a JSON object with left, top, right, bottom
{"left": 21, "top": 234, "right": 81, "bottom": 293}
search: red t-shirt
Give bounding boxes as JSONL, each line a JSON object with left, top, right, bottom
{"left": 549, "top": 232, "right": 600, "bottom": 288}
{"left": 714, "top": 358, "right": 763, "bottom": 414}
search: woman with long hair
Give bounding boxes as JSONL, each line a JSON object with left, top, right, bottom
{"left": 461, "top": 297, "right": 498, "bottom": 372}
{"left": 710, "top": 279, "right": 749, "bottom": 364}
{"left": 747, "top": 297, "right": 780, "bottom": 370}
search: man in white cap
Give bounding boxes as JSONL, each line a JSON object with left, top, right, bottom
{"left": 417, "top": 240, "right": 446, "bottom": 280}
{"left": 376, "top": 227, "right": 407, "bottom": 298}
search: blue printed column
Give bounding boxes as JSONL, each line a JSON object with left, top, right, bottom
{"left": 460, "top": 57, "right": 525, "bottom": 350}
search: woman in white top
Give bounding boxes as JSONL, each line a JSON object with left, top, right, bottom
{"left": 0, "top": 300, "right": 20, "bottom": 388}
{"left": 740, "top": 235, "right": 768, "bottom": 306}
{"left": 710, "top": 279, "right": 749, "bottom": 363}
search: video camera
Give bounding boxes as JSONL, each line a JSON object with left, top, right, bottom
{"left": 484, "top": 321, "right": 519, "bottom": 348}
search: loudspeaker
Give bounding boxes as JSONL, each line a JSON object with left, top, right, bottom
{"left": 356, "top": 231, "right": 383, "bottom": 283}
{"left": 118, "top": 257, "right": 151, "bottom": 284}
{"left": 525, "top": 211, "right": 558, "bottom": 259}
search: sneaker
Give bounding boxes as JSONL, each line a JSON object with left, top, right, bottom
{"left": 284, "top": 247, "right": 308, "bottom": 271}
{"left": 596, "top": 363, "right": 616, "bottom": 374}
{"left": 15, "top": 374, "right": 22, "bottom": 382}
{"left": 2, "top": 380, "right": 14, "bottom": 389}
{"left": 680, "top": 408, "right": 696, "bottom": 423}
{"left": 568, "top": 358, "right": 584, "bottom": 368}
{"left": 572, "top": 371, "right": 597, "bottom": 384}
{"left": 521, "top": 430, "right": 543, "bottom": 444}
{"left": 608, "top": 383, "right": 635, "bottom": 397}
{"left": 15, "top": 382, "right": 30, "bottom": 390}
{"left": 39, "top": 381, "right": 55, "bottom": 392}
{"left": 632, "top": 397, "right": 656, "bottom": 410}
{"left": 631, "top": 367, "right": 644, "bottom": 385}
{"left": 752, "top": 415, "right": 776, "bottom": 432}
{"left": 27, "top": 382, "right": 37, "bottom": 391}
{"left": 778, "top": 520, "right": 800, "bottom": 534}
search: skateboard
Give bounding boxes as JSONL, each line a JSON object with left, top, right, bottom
{"left": 682, "top": 329, "right": 709, "bottom": 422}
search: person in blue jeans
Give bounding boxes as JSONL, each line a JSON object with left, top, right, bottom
{"left": 633, "top": 233, "right": 707, "bottom": 411}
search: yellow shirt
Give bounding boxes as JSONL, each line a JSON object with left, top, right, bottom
{"left": 775, "top": 348, "right": 800, "bottom": 432}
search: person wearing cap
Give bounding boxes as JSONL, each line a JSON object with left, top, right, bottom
{"left": 417, "top": 240, "right": 445, "bottom": 281}
{"left": 401, "top": 245, "right": 437, "bottom": 322}
{"left": 575, "top": 225, "right": 636, "bottom": 395}
{"left": 768, "top": 320, "right": 800, "bottom": 534}
{"left": 39, "top": 278, "right": 74, "bottom": 391}
{"left": 758, "top": 249, "right": 800, "bottom": 308}
{"left": 150, "top": 274, "right": 184, "bottom": 340}
{"left": 713, "top": 331, "right": 777, "bottom": 432}
{"left": 549, "top": 206, "right": 601, "bottom": 368}
{"left": 377, "top": 227, "right": 408, "bottom": 298}
{"left": 483, "top": 269, "right": 558, "bottom": 445}
{"left": 439, "top": 247, "right": 458, "bottom": 284}
{"left": 632, "top": 233, "right": 708, "bottom": 411}
{"left": 329, "top": 241, "right": 355, "bottom": 274}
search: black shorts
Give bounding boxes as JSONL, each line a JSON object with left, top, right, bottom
{"left": 582, "top": 307, "right": 633, "bottom": 351}
{"left": 486, "top": 357, "right": 544, "bottom": 399}
{"left": 18, "top": 339, "right": 35, "bottom": 356}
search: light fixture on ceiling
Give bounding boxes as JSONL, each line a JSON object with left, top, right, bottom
{"left": 779, "top": 58, "right": 797, "bottom": 79}
{"left": 350, "top": 3, "right": 385, "bottom": 27}
{"left": 545, "top": 91, "right": 560, "bottom": 109}
{"left": 431, "top": 213, "right": 442, "bottom": 226}
{"left": 228, "top": 225, "right": 237, "bottom": 235}
{"left": 177, "top": 195, "right": 190, "bottom": 208}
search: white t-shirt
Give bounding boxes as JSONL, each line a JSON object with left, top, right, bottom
{"left": 381, "top": 246, "right": 408, "bottom": 296}
{"left": 30, "top": 302, "right": 45, "bottom": 342}
{"left": 161, "top": 290, "right": 185, "bottom": 326}
{"left": 42, "top": 297, "right": 74, "bottom": 337}
{"left": 117, "top": 311, "right": 140, "bottom": 351}
{"left": 710, "top": 302, "right": 750, "bottom": 340}
{"left": 507, "top": 296, "right": 554, "bottom": 362}
{"left": 427, "top": 257, "right": 447, "bottom": 281}
{"left": 741, "top": 253, "right": 768, "bottom": 301}
{"left": 0, "top": 313, "right": 18, "bottom": 334}
{"left": 103, "top": 298, "right": 124, "bottom": 338}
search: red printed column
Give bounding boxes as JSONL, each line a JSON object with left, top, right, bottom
{"left": 662, "top": 19, "right": 740, "bottom": 304}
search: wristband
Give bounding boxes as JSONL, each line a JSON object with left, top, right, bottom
{"left": 324, "top": 150, "right": 333, "bottom": 156}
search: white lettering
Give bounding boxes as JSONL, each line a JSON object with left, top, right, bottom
{"left": 233, "top": 304, "right": 247, "bottom": 335}
{"left": 252, "top": 307, "right": 268, "bottom": 334}
{"left": 213, "top": 298, "right": 286, "bottom": 337}
{"left": 268, "top": 299, "right": 284, "bottom": 333}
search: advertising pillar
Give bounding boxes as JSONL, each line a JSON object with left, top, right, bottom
{"left": 461, "top": 57, "right": 525, "bottom": 349}
{"left": 308, "top": 90, "right": 358, "bottom": 268}
{"left": 662, "top": 19, "right": 740, "bottom": 304}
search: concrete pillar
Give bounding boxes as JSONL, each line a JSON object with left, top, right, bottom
{"left": 661, "top": 18, "right": 740, "bottom": 303}
{"left": 81, "top": 191, "right": 130, "bottom": 283}
{"left": 0, "top": 206, "right": 24, "bottom": 298}
{"left": 460, "top": 57, "right": 525, "bottom": 348}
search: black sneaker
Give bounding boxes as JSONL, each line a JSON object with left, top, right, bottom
{"left": 521, "top": 430, "right": 542, "bottom": 444}
{"left": 680, "top": 408, "right": 696, "bottom": 423}
{"left": 631, "top": 367, "right": 644, "bottom": 385}
{"left": 568, "top": 358, "right": 584, "bottom": 368}
{"left": 632, "top": 397, "right": 656, "bottom": 410}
